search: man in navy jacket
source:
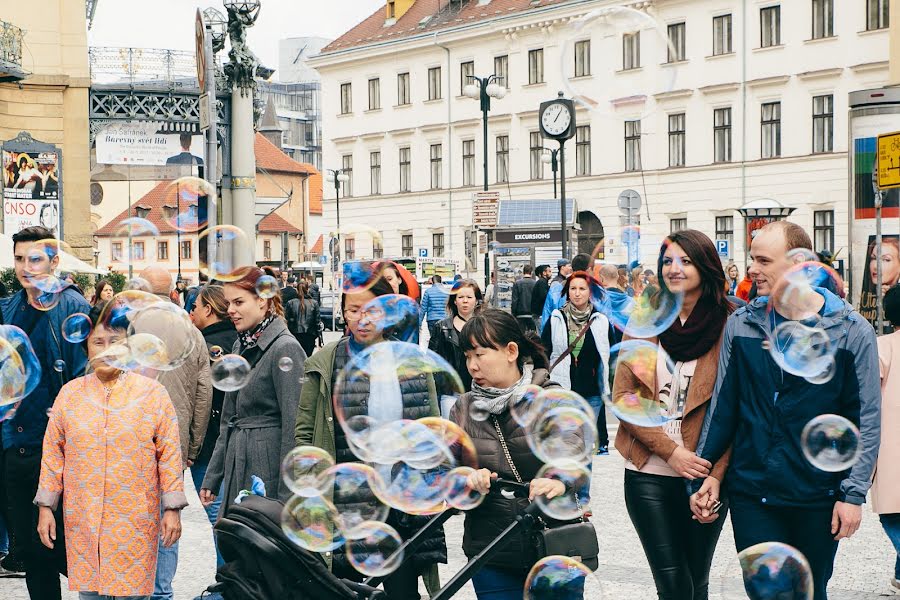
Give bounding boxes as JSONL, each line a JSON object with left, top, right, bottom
{"left": 690, "top": 222, "right": 881, "bottom": 600}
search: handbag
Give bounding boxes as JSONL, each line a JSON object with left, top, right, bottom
{"left": 491, "top": 417, "right": 600, "bottom": 571}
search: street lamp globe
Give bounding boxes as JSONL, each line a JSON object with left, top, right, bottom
{"left": 485, "top": 82, "right": 506, "bottom": 99}
{"left": 541, "top": 152, "right": 552, "bottom": 165}
{"left": 325, "top": 172, "right": 335, "bottom": 183}
{"left": 202, "top": 7, "right": 227, "bottom": 51}
{"left": 337, "top": 173, "right": 350, "bottom": 183}
{"left": 463, "top": 83, "right": 480, "bottom": 99}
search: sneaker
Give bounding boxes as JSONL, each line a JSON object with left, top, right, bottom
{"left": 891, "top": 577, "right": 900, "bottom": 593}
{"left": 596, "top": 445, "right": 609, "bottom": 456}
{"left": 0, "top": 553, "right": 24, "bottom": 578}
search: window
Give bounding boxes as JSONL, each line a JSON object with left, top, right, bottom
{"left": 388, "top": 0, "right": 395, "bottom": 18}
{"left": 263, "top": 240, "right": 272, "bottom": 260}
{"left": 867, "top": 0, "right": 889, "bottom": 30}
{"left": 112, "top": 242, "right": 123, "bottom": 261}
{"left": 399, "top": 147, "right": 411, "bottom": 192}
{"left": 760, "top": 6, "right": 781, "bottom": 47}
{"left": 428, "top": 67, "right": 442, "bottom": 100}
{"left": 341, "top": 155, "right": 353, "bottom": 197}
{"left": 462, "top": 139, "right": 476, "bottom": 187}
{"left": 157, "top": 241, "right": 168, "bottom": 260}
{"left": 344, "top": 238, "right": 355, "bottom": 261}
{"left": 133, "top": 241, "right": 145, "bottom": 261}
{"left": 460, "top": 61, "right": 474, "bottom": 96}
{"left": 494, "top": 55, "right": 509, "bottom": 88}
{"left": 668, "top": 113, "right": 686, "bottom": 167}
{"left": 430, "top": 143, "right": 442, "bottom": 189}
{"left": 340, "top": 82, "right": 352, "bottom": 114}
{"left": 813, "top": 94, "right": 834, "bottom": 154}
{"left": 528, "top": 49, "right": 544, "bottom": 84}
{"left": 715, "top": 216, "right": 735, "bottom": 250}
{"left": 574, "top": 40, "right": 591, "bottom": 77}
{"left": 368, "top": 78, "right": 380, "bottom": 111}
{"left": 370, "top": 151, "right": 381, "bottom": 195}
{"left": 373, "top": 237, "right": 384, "bottom": 260}
{"left": 181, "top": 240, "right": 192, "bottom": 260}
{"left": 397, "top": 72, "right": 411, "bottom": 105}
{"left": 713, "top": 14, "right": 733, "bottom": 55}
{"left": 623, "top": 32, "right": 640, "bottom": 70}
{"left": 670, "top": 218, "right": 688, "bottom": 233}
{"left": 575, "top": 126, "right": 591, "bottom": 176}
{"left": 529, "top": 132, "right": 544, "bottom": 180}
{"left": 814, "top": 210, "right": 835, "bottom": 251}
{"left": 135, "top": 207, "right": 150, "bottom": 219}
{"left": 667, "top": 22, "right": 686, "bottom": 62}
{"left": 401, "top": 234, "right": 413, "bottom": 257}
{"left": 714, "top": 107, "right": 732, "bottom": 163}
{"left": 433, "top": 233, "right": 445, "bottom": 258}
{"left": 625, "top": 120, "right": 642, "bottom": 171}
{"left": 496, "top": 135, "right": 509, "bottom": 183}
{"left": 761, "top": 101, "right": 782, "bottom": 159}
{"left": 812, "top": 0, "right": 833, "bottom": 38}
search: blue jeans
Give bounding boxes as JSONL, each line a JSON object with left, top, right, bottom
{"left": 472, "top": 567, "right": 528, "bottom": 600}
{"left": 80, "top": 593, "right": 149, "bottom": 600}
{"left": 0, "top": 508, "right": 8, "bottom": 554}
{"left": 584, "top": 396, "right": 609, "bottom": 448}
{"left": 151, "top": 505, "right": 179, "bottom": 600}
{"left": 190, "top": 460, "right": 224, "bottom": 567}
{"left": 881, "top": 513, "right": 900, "bottom": 579}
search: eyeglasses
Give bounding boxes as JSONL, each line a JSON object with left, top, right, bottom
{"left": 343, "top": 307, "right": 386, "bottom": 323}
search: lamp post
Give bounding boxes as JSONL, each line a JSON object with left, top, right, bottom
{"left": 463, "top": 74, "right": 505, "bottom": 286}
{"left": 541, "top": 147, "right": 560, "bottom": 200}
{"left": 325, "top": 168, "right": 349, "bottom": 332}
{"left": 736, "top": 198, "right": 797, "bottom": 269}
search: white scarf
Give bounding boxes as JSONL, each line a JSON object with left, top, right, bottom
{"left": 470, "top": 364, "right": 534, "bottom": 416}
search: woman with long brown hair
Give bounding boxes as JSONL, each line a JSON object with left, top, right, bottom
{"left": 285, "top": 280, "right": 319, "bottom": 357}
{"left": 429, "top": 278, "right": 483, "bottom": 390}
{"left": 199, "top": 268, "right": 306, "bottom": 510}
{"left": 614, "top": 229, "right": 734, "bottom": 600}
{"left": 91, "top": 279, "right": 114, "bottom": 306}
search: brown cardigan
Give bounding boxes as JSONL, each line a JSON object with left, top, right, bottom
{"left": 612, "top": 333, "right": 732, "bottom": 482}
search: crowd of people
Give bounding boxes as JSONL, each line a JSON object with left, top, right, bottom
{"left": 0, "top": 221, "right": 897, "bottom": 600}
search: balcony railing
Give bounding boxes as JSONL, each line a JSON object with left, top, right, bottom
{"left": 0, "top": 20, "right": 24, "bottom": 72}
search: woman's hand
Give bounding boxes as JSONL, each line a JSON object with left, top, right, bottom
{"left": 666, "top": 446, "right": 712, "bottom": 480}
{"left": 690, "top": 476, "right": 721, "bottom": 524}
{"left": 161, "top": 509, "right": 183, "bottom": 548}
{"left": 529, "top": 478, "right": 566, "bottom": 501}
{"left": 199, "top": 488, "right": 217, "bottom": 507}
{"left": 37, "top": 506, "right": 56, "bottom": 550}
{"left": 466, "top": 469, "right": 497, "bottom": 494}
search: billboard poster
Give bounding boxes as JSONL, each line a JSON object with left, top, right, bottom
{"left": 857, "top": 234, "right": 900, "bottom": 328}
{"left": 95, "top": 122, "right": 205, "bottom": 167}
{"left": 3, "top": 149, "right": 61, "bottom": 236}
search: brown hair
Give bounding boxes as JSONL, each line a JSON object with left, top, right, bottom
{"left": 460, "top": 309, "right": 548, "bottom": 371}
{"left": 763, "top": 220, "right": 813, "bottom": 252}
{"left": 197, "top": 284, "right": 229, "bottom": 321}
{"left": 561, "top": 271, "right": 602, "bottom": 302}
{"left": 657, "top": 229, "right": 735, "bottom": 314}
{"left": 91, "top": 279, "right": 113, "bottom": 306}
{"left": 446, "top": 279, "right": 484, "bottom": 317}
{"left": 226, "top": 267, "right": 284, "bottom": 318}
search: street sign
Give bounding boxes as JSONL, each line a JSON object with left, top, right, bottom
{"left": 472, "top": 191, "right": 500, "bottom": 228}
{"left": 195, "top": 10, "right": 207, "bottom": 92}
{"left": 478, "top": 232, "right": 488, "bottom": 254}
{"left": 199, "top": 93, "right": 210, "bottom": 131}
{"left": 617, "top": 189, "right": 642, "bottom": 213}
{"left": 716, "top": 239, "right": 730, "bottom": 257}
{"left": 877, "top": 131, "right": 900, "bottom": 189}
{"left": 318, "top": 254, "right": 327, "bottom": 265}
{"left": 418, "top": 248, "right": 428, "bottom": 258}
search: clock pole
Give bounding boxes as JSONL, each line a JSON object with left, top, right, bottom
{"left": 559, "top": 139, "right": 567, "bottom": 260}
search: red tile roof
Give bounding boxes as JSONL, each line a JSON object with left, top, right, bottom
{"left": 308, "top": 171, "right": 323, "bottom": 215}
{"left": 96, "top": 181, "right": 195, "bottom": 236}
{"left": 323, "top": 0, "right": 569, "bottom": 53}
{"left": 255, "top": 133, "right": 317, "bottom": 175}
{"left": 258, "top": 212, "right": 302, "bottom": 234}
{"left": 310, "top": 234, "right": 324, "bottom": 254}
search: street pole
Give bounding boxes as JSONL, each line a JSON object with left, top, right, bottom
{"left": 176, "top": 180, "right": 182, "bottom": 283}
{"left": 552, "top": 152, "right": 558, "bottom": 201}
{"left": 874, "top": 171, "right": 884, "bottom": 335}
{"left": 203, "top": 19, "right": 219, "bottom": 273}
{"left": 559, "top": 140, "right": 568, "bottom": 260}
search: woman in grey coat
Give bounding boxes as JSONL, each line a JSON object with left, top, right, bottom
{"left": 200, "top": 267, "right": 307, "bottom": 509}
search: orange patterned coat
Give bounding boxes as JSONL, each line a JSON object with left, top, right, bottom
{"left": 36, "top": 373, "right": 188, "bottom": 597}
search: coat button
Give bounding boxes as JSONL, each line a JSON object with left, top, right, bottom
{"left": 16, "top": 426, "right": 23, "bottom": 433}
{"left": 761, "top": 497, "right": 767, "bottom": 504}
{"left": 18, "top": 448, "right": 25, "bottom": 454}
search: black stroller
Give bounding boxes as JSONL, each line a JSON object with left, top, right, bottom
{"left": 208, "top": 480, "right": 557, "bottom": 600}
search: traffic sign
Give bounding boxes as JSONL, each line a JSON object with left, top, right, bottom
{"left": 199, "top": 93, "right": 210, "bottom": 131}
{"left": 195, "top": 10, "right": 207, "bottom": 92}
{"left": 472, "top": 191, "right": 500, "bottom": 228}
{"left": 877, "top": 131, "right": 900, "bottom": 189}
{"left": 318, "top": 254, "right": 327, "bottom": 265}
{"left": 716, "top": 239, "right": 730, "bottom": 257}
{"left": 418, "top": 248, "right": 428, "bottom": 258}
{"left": 617, "top": 189, "right": 641, "bottom": 214}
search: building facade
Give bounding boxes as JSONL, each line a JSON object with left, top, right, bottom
{"left": 311, "top": 0, "right": 890, "bottom": 281}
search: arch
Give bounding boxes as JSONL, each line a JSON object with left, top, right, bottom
{"left": 577, "top": 210, "right": 604, "bottom": 257}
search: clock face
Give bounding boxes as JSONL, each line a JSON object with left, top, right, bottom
{"left": 541, "top": 103, "right": 571, "bottom": 136}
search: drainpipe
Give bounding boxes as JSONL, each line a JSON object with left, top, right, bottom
{"left": 741, "top": 0, "right": 748, "bottom": 216}
{"left": 434, "top": 33, "right": 454, "bottom": 261}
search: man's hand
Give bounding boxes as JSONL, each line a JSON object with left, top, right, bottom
{"left": 689, "top": 477, "right": 721, "bottom": 524}
{"left": 161, "top": 509, "right": 183, "bottom": 548}
{"left": 186, "top": 459, "right": 194, "bottom": 468}
{"left": 199, "top": 488, "right": 217, "bottom": 507}
{"left": 831, "top": 501, "right": 862, "bottom": 540}
{"left": 37, "top": 506, "right": 56, "bottom": 549}
{"left": 666, "top": 446, "right": 712, "bottom": 480}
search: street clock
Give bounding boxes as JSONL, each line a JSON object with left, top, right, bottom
{"left": 539, "top": 96, "right": 576, "bottom": 141}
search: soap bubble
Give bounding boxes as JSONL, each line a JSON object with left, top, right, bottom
{"left": 115, "top": 217, "right": 160, "bottom": 238}
{"left": 443, "top": 466, "right": 486, "bottom": 511}
{"left": 532, "top": 464, "right": 592, "bottom": 521}
{"left": 281, "top": 495, "right": 344, "bottom": 553}
{"left": 211, "top": 354, "right": 252, "bottom": 392}
{"left": 600, "top": 284, "right": 683, "bottom": 340}
{"left": 126, "top": 301, "right": 197, "bottom": 371}
{"left": 199, "top": 225, "right": 254, "bottom": 282}
{"left": 371, "top": 461, "right": 449, "bottom": 516}
{"left": 527, "top": 404, "right": 598, "bottom": 469}
{"left": 605, "top": 341, "right": 677, "bottom": 427}
{"left": 0, "top": 326, "right": 41, "bottom": 419}
{"left": 62, "top": 313, "right": 92, "bottom": 343}
{"left": 358, "top": 294, "right": 421, "bottom": 343}
{"left": 161, "top": 177, "right": 214, "bottom": 233}
{"left": 317, "top": 463, "right": 389, "bottom": 536}
{"left": 738, "top": 542, "right": 813, "bottom": 600}
{"left": 767, "top": 320, "right": 833, "bottom": 379}
{"left": 22, "top": 239, "right": 68, "bottom": 296}
{"left": 53, "top": 359, "right": 66, "bottom": 373}
{"left": 525, "top": 555, "right": 600, "bottom": 600}
{"left": 281, "top": 446, "right": 334, "bottom": 497}
{"left": 417, "top": 417, "right": 479, "bottom": 469}
{"left": 769, "top": 261, "right": 844, "bottom": 322}
{"left": 801, "top": 414, "right": 861, "bottom": 472}
{"left": 256, "top": 275, "right": 279, "bottom": 299}
{"left": 209, "top": 345, "right": 225, "bottom": 361}
{"left": 509, "top": 384, "right": 549, "bottom": 427}
{"left": 278, "top": 356, "right": 294, "bottom": 372}
{"left": 345, "top": 521, "right": 404, "bottom": 578}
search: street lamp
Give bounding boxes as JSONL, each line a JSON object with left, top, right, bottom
{"left": 325, "top": 168, "right": 349, "bottom": 331}
{"left": 541, "top": 148, "right": 560, "bottom": 200}
{"left": 202, "top": 7, "right": 227, "bottom": 53}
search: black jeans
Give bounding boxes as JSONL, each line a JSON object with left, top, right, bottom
{"left": 624, "top": 470, "right": 727, "bottom": 600}
{"left": 295, "top": 332, "right": 317, "bottom": 358}
{"left": 4, "top": 448, "right": 67, "bottom": 600}
{"left": 730, "top": 493, "right": 839, "bottom": 600}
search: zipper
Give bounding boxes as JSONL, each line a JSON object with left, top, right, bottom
{"left": 773, "top": 391, "right": 779, "bottom": 406}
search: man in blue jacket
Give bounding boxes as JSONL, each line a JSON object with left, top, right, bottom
{"left": 1, "top": 226, "right": 90, "bottom": 599}
{"left": 421, "top": 274, "right": 449, "bottom": 341}
{"left": 690, "top": 221, "right": 881, "bottom": 600}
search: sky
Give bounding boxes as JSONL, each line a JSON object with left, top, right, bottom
{"left": 89, "top": 0, "right": 385, "bottom": 78}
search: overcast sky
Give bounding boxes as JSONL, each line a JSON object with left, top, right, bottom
{"left": 89, "top": 0, "right": 384, "bottom": 75}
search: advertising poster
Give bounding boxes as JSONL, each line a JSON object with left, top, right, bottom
{"left": 3, "top": 149, "right": 61, "bottom": 236}
{"left": 858, "top": 234, "right": 900, "bottom": 327}
{"left": 95, "top": 122, "right": 205, "bottom": 166}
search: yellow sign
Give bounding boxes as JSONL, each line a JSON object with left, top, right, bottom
{"left": 877, "top": 131, "right": 900, "bottom": 189}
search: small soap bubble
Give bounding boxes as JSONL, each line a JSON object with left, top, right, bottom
{"left": 53, "top": 359, "right": 66, "bottom": 373}
{"left": 525, "top": 555, "right": 602, "bottom": 600}
{"left": 211, "top": 354, "right": 252, "bottom": 392}
{"left": 738, "top": 542, "right": 813, "bottom": 600}
{"left": 62, "top": 313, "right": 92, "bottom": 343}
{"left": 801, "top": 414, "right": 861, "bottom": 472}
{"left": 278, "top": 356, "right": 294, "bottom": 372}
{"left": 345, "top": 521, "right": 404, "bottom": 577}
{"left": 256, "top": 275, "right": 279, "bottom": 299}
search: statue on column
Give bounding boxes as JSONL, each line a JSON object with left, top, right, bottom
{"left": 224, "top": 1, "right": 261, "bottom": 95}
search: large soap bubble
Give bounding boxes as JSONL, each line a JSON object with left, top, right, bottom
{"left": 161, "top": 177, "right": 214, "bottom": 233}
{"left": 605, "top": 340, "right": 677, "bottom": 427}
{"left": 358, "top": 294, "right": 421, "bottom": 343}
{"left": 0, "top": 326, "right": 42, "bottom": 421}
{"left": 199, "top": 225, "right": 254, "bottom": 282}
{"left": 525, "top": 555, "right": 602, "bottom": 600}
{"left": 345, "top": 521, "right": 404, "bottom": 578}
{"left": 532, "top": 464, "right": 592, "bottom": 521}
{"left": 527, "top": 403, "right": 597, "bottom": 469}
{"left": 211, "top": 354, "right": 252, "bottom": 392}
{"left": 801, "top": 414, "right": 861, "bottom": 473}
{"left": 281, "top": 446, "right": 334, "bottom": 497}
{"left": 317, "top": 463, "right": 389, "bottom": 537}
{"left": 281, "top": 495, "right": 344, "bottom": 553}
{"left": 738, "top": 542, "right": 813, "bottom": 600}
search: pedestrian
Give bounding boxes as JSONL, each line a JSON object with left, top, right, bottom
{"left": 511, "top": 264, "right": 537, "bottom": 331}
{"left": 552, "top": 258, "right": 572, "bottom": 285}
{"left": 421, "top": 274, "right": 449, "bottom": 341}
{"left": 183, "top": 272, "right": 209, "bottom": 314}
{"left": 285, "top": 280, "right": 319, "bottom": 358}
{"left": 295, "top": 267, "right": 447, "bottom": 598}
{"left": 187, "top": 284, "right": 238, "bottom": 577}
{"left": 429, "top": 278, "right": 483, "bottom": 391}
{"left": 35, "top": 302, "right": 186, "bottom": 600}
{"left": 90, "top": 279, "right": 115, "bottom": 306}
{"left": 139, "top": 267, "right": 211, "bottom": 600}
{"left": 484, "top": 271, "right": 497, "bottom": 308}
{"left": 542, "top": 270, "right": 611, "bottom": 455}
{"left": 531, "top": 265, "right": 551, "bottom": 324}
{"left": 200, "top": 267, "right": 306, "bottom": 510}
{"left": 450, "top": 310, "right": 568, "bottom": 598}
{"left": 691, "top": 221, "right": 881, "bottom": 600}
{"left": 540, "top": 254, "right": 592, "bottom": 332}
{"left": 725, "top": 262, "right": 740, "bottom": 296}
{"left": 735, "top": 273, "right": 753, "bottom": 302}
{"left": 280, "top": 269, "right": 289, "bottom": 289}
{"left": 614, "top": 230, "right": 734, "bottom": 600}
{"left": 629, "top": 266, "right": 645, "bottom": 298}
{"left": 307, "top": 275, "right": 321, "bottom": 305}
{"left": 873, "top": 284, "right": 900, "bottom": 594}
{"left": 642, "top": 269, "right": 659, "bottom": 298}
{"left": 1, "top": 225, "right": 90, "bottom": 598}
{"left": 281, "top": 276, "right": 298, "bottom": 305}
{"left": 380, "top": 261, "right": 422, "bottom": 344}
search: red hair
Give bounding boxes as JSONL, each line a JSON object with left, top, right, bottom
{"left": 225, "top": 267, "right": 284, "bottom": 318}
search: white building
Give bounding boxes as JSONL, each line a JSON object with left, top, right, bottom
{"left": 310, "top": 0, "right": 891, "bottom": 281}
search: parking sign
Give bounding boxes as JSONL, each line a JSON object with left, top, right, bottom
{"left": 715, "top": 239, "right": 730, "bottom": 257}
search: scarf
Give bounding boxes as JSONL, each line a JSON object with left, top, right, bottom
{"left": 470, "top": 364, "right": 534, "bottom": 416}
{"left": 562, "top": 301, "right": 592, "bottom": 331}
{"left": 238, "top": 313, "right": 276, "bottom": 350}
{"left": 658, "top": 296, "right": 727, "bottom": 362}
